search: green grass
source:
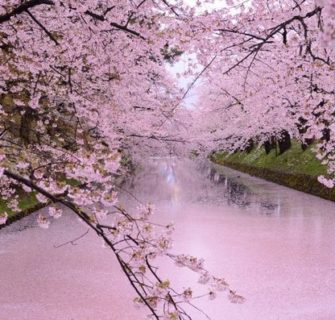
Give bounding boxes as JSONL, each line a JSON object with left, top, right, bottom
{"left": 0, "top": 192, "right": 40, "bottom": 217}
{"left": 211, "top": 141, "right": 335, "bottom": 202}
{"left": 212, "top": 141, "right": 326, "bottom": 177}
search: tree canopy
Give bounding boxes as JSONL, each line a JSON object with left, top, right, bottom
{"left": 0, "top": 0, "right": 334, "bottom": 319}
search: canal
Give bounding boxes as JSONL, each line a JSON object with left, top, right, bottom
{"left": 1, "top": 158, "right": 335, "bottom": 320}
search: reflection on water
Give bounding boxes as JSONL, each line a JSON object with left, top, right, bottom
{"left": 206, "top": 167, "right": 279, "bottom": 215}
{"left": 130, "top": 158, "right": 284, "bottom": 217}
{"left": 163, "top": 161, "right": 180, "bottom": 202}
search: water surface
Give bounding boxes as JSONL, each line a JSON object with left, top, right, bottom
{"left": 1, "top": 158, "right": 335, "bottom": 320}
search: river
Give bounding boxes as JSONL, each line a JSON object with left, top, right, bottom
{"left": 1, "top": 158, "right": 335, "bottom": 320}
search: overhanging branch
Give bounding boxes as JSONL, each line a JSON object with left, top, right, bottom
{"left": 0, "top": 0, "right": 54, "bottom": 24}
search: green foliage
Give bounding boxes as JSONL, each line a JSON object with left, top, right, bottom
{"left": 212, "top": 141, "right": 326, "bottom": 177}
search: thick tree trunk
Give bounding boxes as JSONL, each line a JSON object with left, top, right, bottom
{"left": 244, "top": 139, "right": 254, "bottom": 153}
{"left": 301, "top": 138, "right": 314, "bottom": 151}
{"left": 278, "top": 130, "right": 291, "bottom": 155}
{"left": 264, "top": 137, "right": 276, "bottom": 154}
{"left": 322, "top": 128, "right": 330, "bottom": 142}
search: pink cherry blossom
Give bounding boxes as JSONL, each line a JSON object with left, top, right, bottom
{"left": 0, "top": 212, "right": 8, "bottom": 225}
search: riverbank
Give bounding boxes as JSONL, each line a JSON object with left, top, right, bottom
{"left": 210, "top": 142, "right": 335, "bottom": 202}
{"left": 0, "top": 192, "right": 49, "bottom": 230}
{"left": 0, "top": 152, "right": 135, "bottom": 229}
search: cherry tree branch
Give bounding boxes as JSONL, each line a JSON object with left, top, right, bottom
{"left": 161, "top": 0, "right": 180, "bottom": 17}
{"left": 0, "top": 0, "right": 54, "bottom": 24}
{"left": 3, "top": 168, "right": 161, "bottom": 318}
{"left": 84, "top": 10, "right": 145, "bottom": 39}
{"left": 25, "top": 9, "right": 59, "bottom": 45}
{"left": 110, "top": 22, "right": 145, "bottom": 39}
{"left": 216, "top": 6, "right": 328, "bottom": 89}
{"left": 3, "top": 169, "right": 226, "bottom": 319}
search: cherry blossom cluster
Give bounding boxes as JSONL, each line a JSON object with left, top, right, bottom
{"left": 316, "top": 0, "right": 335, "bottom": 48}
{"left": 0, "top": 1, "right": 244, "bottom": 318}
{"left": 0, "top": 0, "right": 185, "bottom": 222}
{"left": 186, "top": 0, "right": 335, "bottom": 187}
{"left": 93, "top": 202, "right": 243, "bottom": 319}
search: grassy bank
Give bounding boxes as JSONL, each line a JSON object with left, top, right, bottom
{"left": 211, "top": 142, "right": 335, "bottom": 202}
{"left": 0, "top": 192, "right": 49, "bottom": 229}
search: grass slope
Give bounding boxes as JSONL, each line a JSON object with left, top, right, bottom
{"left": 0, "top": 191, "right": 49, "bottom": 229}
{"left": 0, "top": 192, "right": 40, "bottom": 217}
{"left": 212, "top": 141, "right": 326, "bottom": 176}
{"left": 211, "top": 142, "right": 335, "bottom": 201}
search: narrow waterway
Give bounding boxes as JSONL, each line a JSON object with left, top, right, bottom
{"left": 1, "top": 158, "right": 335, "bottom": 320}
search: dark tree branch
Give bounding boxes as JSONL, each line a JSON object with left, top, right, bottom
{"left": 84, "top": 10, "right": 145, "bottom": 39}
{"left": 85, "top": 10, "right": 105, "bottom": 21}
{"left": 3, "top": 169, "right": 160, "bottom": 318}
{"left": 161, "top": 0, "right": 180, "bottom": 17}
{"left": 0, "top": 0, "right": 54, "bottom": 24}
{"left": 110, "top": 22, "right": 145, "bottom": 39}
{"left": 3, "top": 168, "right": 211, "bottom": 319}
{"left": 26, "top": 9, "right": 59, "bottom": 45}
{"left": 217, "top": 6, "right": 328, "bottom": 88}
{"left": 137, "top": 0, "right": 148, "bottom": 9}
{"left": 217, "top": 28, "right": 267, "bottom": 41}
{"left": 305, "top": 41, "right": 330, "bottom": 65}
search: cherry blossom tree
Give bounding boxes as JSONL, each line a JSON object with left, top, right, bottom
{"left": 188, "top": 0, "right": 335, "bottom": 186}
{"left": 0, "top": 1, "right": 244, "bottom": 319}
{"left": 2, "top": 0, "right": 335, "bottom": 318}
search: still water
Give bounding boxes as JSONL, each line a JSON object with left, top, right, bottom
{"left": 1, "top": 158, "right": 335, "bottom": 320}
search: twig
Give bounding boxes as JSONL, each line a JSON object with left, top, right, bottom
{"left": 53, "top": 229, "right": 90, "bottom": 248}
